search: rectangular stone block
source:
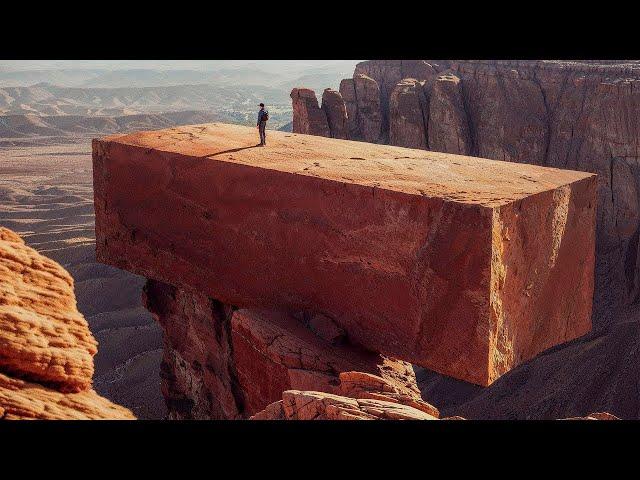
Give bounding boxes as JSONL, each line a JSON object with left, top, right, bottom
{"left": 93, "top": 123, "right": 596, "bottom": 386}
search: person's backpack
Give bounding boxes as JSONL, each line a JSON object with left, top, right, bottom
{"left": 262, "top": 110, "right": 269, "bottom": 122}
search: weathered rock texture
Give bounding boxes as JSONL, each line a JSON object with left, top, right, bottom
{"left": 0, "top": 227, "right": 96, "bottom": 392}
{"left": 141, "top": 280, "right": 240, "bottom": 420}
{"left": 142, "top": 279, "right": 435, "bottom": 419}
{"left": 251, "top": 390, "right": 438, "bottom": 420}
{"left": 93, "top": 123, "right": 595, "bottom": 386}
{"left": 297, "top": 60, "right": 640, "bottom": 318}
{"left": 563, "top": 412, "right": 620, "bottom": 420}
{"left": 290, "top": 88, "right": 330, "bottom": 137}
{"left": 321, "top": 89, "right": 348, "bottom": 139}
{"left": 0, "top": 227, "right": 134, "bottom": 420}
{"left": 389, "top": 78, "right": 429, "bottom": 149}
{"left": 339, "top": 79, "right": 359, "bottom": 139}
{"left": 354, "top": 74, "right": 383, "bottom": 143}
{"left": 428, "top": 73, "right": 472, "bottom": 155}
{"left": 0, "top": 372, "right": 134, "bottom": 420}
{"left": 334, "top": 75, "right": 384, "bottom": 142}
{"left": 251, "top": 392, "right": 618, "bottom": 420}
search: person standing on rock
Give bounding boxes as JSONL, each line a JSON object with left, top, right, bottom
{"left": 257, "top": 103, "right": 269, "bottom": 146}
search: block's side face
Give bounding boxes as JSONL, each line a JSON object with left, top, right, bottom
{"left": 409, "top": 202, "right": 494, "bottom": 386}
{"left": 490, "top": 175, "right": 596, "bottom": 382}
{"left": 93, "top": 140, "right": 495, "bottom": 382}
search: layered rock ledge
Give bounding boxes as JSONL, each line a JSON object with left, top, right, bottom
{"left": 93, "top": 122, "right": 596, "bottom": 387}
{"left": 0, "top": 227, "right": 134, "bottom": 420}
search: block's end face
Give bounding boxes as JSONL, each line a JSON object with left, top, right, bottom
{"left": 487, "top": 174, "right": 597, "bottom": 385}
{"left": 396, "top": 202, "right": 495, "bottom": 387}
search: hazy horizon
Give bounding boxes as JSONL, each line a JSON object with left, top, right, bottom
{"left": 0, "top": 60, "right": 362, "bottom": 73}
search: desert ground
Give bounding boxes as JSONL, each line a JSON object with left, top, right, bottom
{"left": 0, "top": 137, "right": 166, "bottom": 419}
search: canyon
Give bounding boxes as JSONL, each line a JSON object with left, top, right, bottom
{"left": 91, "top": 122, "right": 601, "bottom": 419}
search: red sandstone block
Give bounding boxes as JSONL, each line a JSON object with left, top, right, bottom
{"left": 93, "top": 122, "right": 596, "bottom": 386}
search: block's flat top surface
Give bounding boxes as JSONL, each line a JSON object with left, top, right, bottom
{"left": 101, "top": 123, "right": 595, "bottom": 207}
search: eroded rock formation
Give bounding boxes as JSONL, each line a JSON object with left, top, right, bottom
{"left": 389, "top": 78, "right": 429, "bottom": 149}
{"left": 93, "top": 123, "right": 595, "bottom": 395}
{"left": 353, "top": 74, "right": 383, "bottom": 143}
{"left": 290, "top": 88, "right": 330, "bottom": 137}
{"left": 428, "top": 73, "right": 472, "bottom": 155}
{"left": 339, "top": 78, "right": 359, "bottom": 139}
{"left": 0, "top": 227, "right": 134, "bottom": 420}
{"left": 321, "top": 88, "right": 348, "bottom": 139}
{"left": 251, "top": 390, "right": 438, "bottom": 420}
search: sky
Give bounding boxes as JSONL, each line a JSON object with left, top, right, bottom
{"left": 0, "top": 60, "right": 362, "bottom": 73}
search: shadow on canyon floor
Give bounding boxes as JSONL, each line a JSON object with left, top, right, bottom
{"left": 416, "top": 307, "right": 640, "bottom": 419}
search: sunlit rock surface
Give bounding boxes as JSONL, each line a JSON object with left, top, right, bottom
{"left": 0, "top": 227, "right": 134, "bottom": 419}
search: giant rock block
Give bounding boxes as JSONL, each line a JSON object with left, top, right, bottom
{"left": 93, "top": 122, "right": 596, "bottom": 385}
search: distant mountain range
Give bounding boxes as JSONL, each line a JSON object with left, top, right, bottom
{"left": 0, "top": 63, "right": 360, "bottom": 142}
{"left": 0, "top": 111, "right": 227, "bottom": 139}
{"left": 0, "top": 83, "right": 294, "bottom": 131}
{"left": 0, "top": 83, "right": 289, "bottom": 114}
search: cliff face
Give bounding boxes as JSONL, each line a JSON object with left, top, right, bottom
{"left": 292, "top": 60, "right": 640, "bottom": 319}
{"left": 0, "top": 227, "right": 134, "bottom": 419}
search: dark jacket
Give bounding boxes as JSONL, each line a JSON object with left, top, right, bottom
{"left": 257, "top": 109, "right": 268, "bottom": 125}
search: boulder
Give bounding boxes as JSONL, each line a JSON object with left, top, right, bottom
{"left": 251, "top": 390, "right": 438, "bottom": 420}
{"left": 389, "top": 78, "right": 429, "bottom": 149}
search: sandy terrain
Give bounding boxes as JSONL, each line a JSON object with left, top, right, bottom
{"left": 0, "top": 138, "right": 166, "bottom": 419}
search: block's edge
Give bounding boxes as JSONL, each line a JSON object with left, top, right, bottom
{"left": 486, "top": 173, "right": 597, "bottom": 385}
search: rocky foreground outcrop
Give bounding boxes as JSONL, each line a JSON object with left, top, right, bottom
{"left": 292, "top": 60, "right": 640, "bottom": 318}
{"left": 251, "top": 390, "right": 439, "bottom": 420}
{"left": 0, "top": 227, "right": 134, "bottom": 419}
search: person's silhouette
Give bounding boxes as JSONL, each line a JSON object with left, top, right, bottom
{"left": 257, "top": 103, "right": 269, "bottom": 146}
